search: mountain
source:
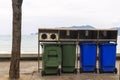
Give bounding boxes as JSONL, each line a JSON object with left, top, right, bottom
{"left": 33, "top": 25, "right": 95, "bottom": 35}
{"left": 69, "top": 25, "right": 95, "bottom": 29}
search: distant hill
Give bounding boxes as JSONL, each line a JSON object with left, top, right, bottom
{"left": 111, "top": 27, "right": 120, "bottom": 36}
{"left": 69, "top": 25, "right": 95, "bottom": 29}
{"left": 32, "top": 25, "right": 95, "bottom": 35}
{"left": 31, "top": 26, "right": 120, "bottom": 36}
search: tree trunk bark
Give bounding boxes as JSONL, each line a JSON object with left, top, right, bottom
{"left": 9, "top": 0, "right": 23, "bottom": 79}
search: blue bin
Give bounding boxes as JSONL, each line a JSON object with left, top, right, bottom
{"left": 99, "top": 43, "right": 117, "bottom": 73}
{"left": 80, "top": 42, "right": 97, "bottom": 73}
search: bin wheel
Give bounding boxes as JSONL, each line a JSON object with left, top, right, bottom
{"left": 94, "top": 68, "right": 97, "bottom": 73}
{"left": 80, "top": 68, "right": 82, "bottom": 73}
{"left": 99, "top": 69, "right": 103, "bottom": 74}
{"left": 74, "top": 68, "right": 77, "bottom": 74}
{"left": 41, "top": 70, "right": 45, "bottom": 76}
{"left": 114, "top": 68, "right": 117, "bottom": 74}
{"left": 57, "top": 69, "right": 61, "bottom": 76}
{"left": 61, "top": 69, "right": 63, "bottom": 73}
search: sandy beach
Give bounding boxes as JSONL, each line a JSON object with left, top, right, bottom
{"left": 0, "top": 60, "right": 120, "bottom": 80}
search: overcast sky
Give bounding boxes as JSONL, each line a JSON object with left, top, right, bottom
{"left": 0, "top": 0, "right": 120, "bottom": 35}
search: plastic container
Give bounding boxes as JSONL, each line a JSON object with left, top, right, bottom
{"left": 41, "top": 43, "right": 62, "bottom": 76}
{"left": 61, "top": 43, "right": 77, "bottom": 73}
{"left": 99, "top": 43, "right": 117, "bottom": 73}
{"left": 80, "top": 42, "right": 97, "bottom": 73}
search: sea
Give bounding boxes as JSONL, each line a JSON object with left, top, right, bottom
{"left": 0, "top": 35, "right": 120, "bottom": 54}
{"left": 0, "top": 35, "right": 38, "bottom": 54}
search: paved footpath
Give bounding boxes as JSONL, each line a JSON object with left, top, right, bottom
{"left": 0, "top": 61, "right": 120, "bottom": 80}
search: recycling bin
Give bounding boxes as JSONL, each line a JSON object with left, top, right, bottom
{"left": 61, "top": 43, "right": 77, "bottom": 73}
{"left": 99, "top": 43, "right": 117, "bottom": 73}
{"left": 41, "top": 43, "right": 62, "bottom": 76}
{"left": 80, "top": 42, "right": 97, "bottom": 73}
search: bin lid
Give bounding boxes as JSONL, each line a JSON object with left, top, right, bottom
{"left": 80, "top": 42, "right": 97, "bottom": 45}
{"left": 61, "top": 42, "right": 76, "bottom": 44}
{"left": 41, "top": 42, "right": 61, "bottom": 45}
{"left": 99, "top": 43, "right": 117, "bottom": 46}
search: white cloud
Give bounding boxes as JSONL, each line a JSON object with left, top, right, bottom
{"left": 0, "top": 0, "right": 120, "bottom": 34}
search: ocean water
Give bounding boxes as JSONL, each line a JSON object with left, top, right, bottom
{"left": 0, "top": 35, "right": 120, "bottom": 54}
{"left": 0, "top": 35, "right": 38, "bottom": 54}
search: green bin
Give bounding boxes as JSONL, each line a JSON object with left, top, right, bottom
{"left": 41, "top": 43, "right": 62, "bottom": 76}
{"left": 61, "top": 43, "right": 77, "bottom": 73}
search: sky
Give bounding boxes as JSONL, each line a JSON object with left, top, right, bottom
{"left": 0, "top": 0, "right": 120, "bottom": 35}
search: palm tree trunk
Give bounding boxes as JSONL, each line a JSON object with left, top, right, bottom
{"left": 9, "top": 0, "right": 23, "bottom": 79}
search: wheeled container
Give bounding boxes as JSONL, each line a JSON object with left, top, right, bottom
{"left": 41, "top": 43, "right": 62, "bottom": 76}
{"left": 99, "top": 43, "right": 117, "bottom": 73}
{"left": 80, "top": 42, "right": 97, "bottom": 73}
{"left": 61, "top": 43, "right": 77, "bottom": 73}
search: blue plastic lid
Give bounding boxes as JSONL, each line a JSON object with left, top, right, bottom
{"left": 99, "top": 43, "right": 117, "bottom": 46}
{"left": 80, "top": 42, "right": 97, "bottom": 45}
